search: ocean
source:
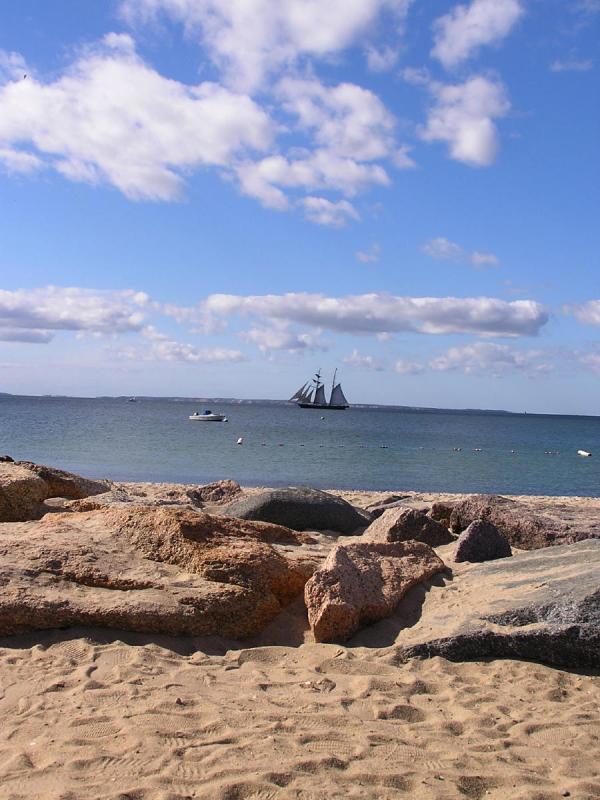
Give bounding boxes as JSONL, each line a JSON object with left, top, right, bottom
{"left": 1, "top": 394, "right": 599, "bottom": 496}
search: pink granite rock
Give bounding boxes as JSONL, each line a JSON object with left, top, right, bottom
{"left": 363, "top": 506, "right": 454, "bottom": 547}
{"left": 304, "top": 540, "right": 446, "bottom": 643}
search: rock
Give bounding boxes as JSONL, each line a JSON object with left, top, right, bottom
{"left": 429, "top": 501, "right": 455, "bottom": 528}
{"left": 0, "top": 506, "right": 312, "bottom": 639}
{"left": 0, "top": 455, "right": 14, "bottom": 462}
{"left": 454, "top": 519, "right": 512, "bottom": 562}
{"left": 449, "top": 494, "right": 598, "bottom": 550}
{"left": 16, "top": 461, "right": 110, "bottom": 499}
{"left": 304, "top": 541, "right": 446, "bottom": 643}
{"left": 364, "top": 507, "right": 455, "bottom": 547}
{"left": 0, "top": 463, "right": 48, "bottom": 521}
{"left": 393, "top": 539, "right": 600, "bottom": 669}
{"left": 367, "top": 499, "right": 427, "bottom": 520}
{"left": 220, "top": 487, "right": 372, "bottom": 534}
{"left": 192, "top": 479, "right": 242, "bottom": 505}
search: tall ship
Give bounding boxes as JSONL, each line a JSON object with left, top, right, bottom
{"left": 289, "top": 369, "right": 349, "bottom": 410}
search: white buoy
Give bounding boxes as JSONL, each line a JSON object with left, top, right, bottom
{"left": 236, "top": 437, "right": 243, "bottom": 445}
{"left": 577, "top": 449, "right": 592, "bottom": 457}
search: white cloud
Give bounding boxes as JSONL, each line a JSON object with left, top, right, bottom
{"left": 578, "top": 352, "right": 600, "bottom": 374}
{"left": 0, "top": 329, "right": 53, "bottom": 343}
{"left": 277, "top": 77, "right": 396, "bottom": 162}
{"left": 365, "top": 45, "right": 399, "bottom": 73}
{"left": 422, "top": 236, "right": 464, "bottom": 261}
{"left": 571, "top": 300, "right": 600, "bottom": 326}
{"left": 344, "top": 348, "right": 384, "bottom": 370}
{"left": 471, "top": 250, "right": 499, "bottom": 267}
{"left": 121, "top": 0, "right": 412, "bottom": 92}
{"left": 235, "top": 150, "right": 389, "bottom": 209}
{"left": 0, "top": 36, "right": 273, "bottom": 201}
{"left": 423, "top": 238, "right": 499, "bottom": 266}
{"left": 300, "top": 197, "right": 360, "bottom": 227}
{"left": 394, "top": 359, "right": 424, "bottom": 374}
{"left": 356, "top": 243, "right": 381, "bottom": 263}
{"left": 550, "top": 59, "right": 594, "bottom": 73}
{"left": 0, "top": 147, "right": 43, "bottom": 174}
{"left": 242, "top": 324, "right": 326, "bottom": 353}
{"left": 148, "top": 340, "right": 245, "bottom": 363}
{"left": 0, "top": 287, "right": 149, "bottom": 342}
{"left": 202, "top": 292, "right": 548, "bottom": 337}
{"left": 429, "top": 342, "right": 552, "bottom": 376}
{"left": 422, "top": 76, "right": 510, "bottom": 166}
{"left": 431, "top": 0, "right": 523, "bottom": 70}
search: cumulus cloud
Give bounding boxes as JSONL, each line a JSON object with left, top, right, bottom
{"left": 0, "top": 35, "right": 273, "bottom": 201}
{"left": 0, "top": 287, "right": 149, "bottom": 343}
{"left": 394, "top": 359, "right": 424, "bottom": 374}
{"left": 242, "top": 324, "right": 326, "bottom": 353}
{"left": 148, "top": 340, "right": 245, "bottom": 363}
{"left": 429, "top": 342, "right": 552, "bottom": 376}
{"left": 570, "top": 300, "right": 600, "bottom": 326}
{"left": 431, "top": 0, "right": 523, "bottom": 69}
{"left": 365, "top": 45, "right": 399, "bottom": 72}
{"left": 344, "top": 349, "right": 384, "bottom": 370}
{"left": 423, "top": 237, "right": 499, "bottom": 266}
{"left": 421, "top": 76, "right": 510, "bottom": 166}
{"left": 121, "top": 0, "right": 412, "bottom": 92}
{"left": 300, "top": 197, "right": 360, "bottom": 227}
{"left": 202, "top": 292, "right": 548, "bottom": 337}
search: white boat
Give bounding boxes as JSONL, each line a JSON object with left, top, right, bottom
{"left": 577, "top": 449, "right": 592, "bottom": 457}
{"left": 289, "top": 368, "right": 349, "bottom": 410}
{"left": 189, "top": 410, "right": 227, "bottom": 422}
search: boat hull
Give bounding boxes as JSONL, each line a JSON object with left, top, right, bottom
{"left": 297, "top": 403, "right": 348, "bottom": 410}
{"left": 189, "top": 415, "right": 227, "bottom": 421}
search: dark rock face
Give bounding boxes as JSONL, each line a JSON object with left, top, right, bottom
{"left": 364, "top": 507, "right": 455, "bottom": 547}
{"left": 449, "top": 494, "right": 597, "bottom": 550}
{"left": 429, "top": 501, "right": 455, "bottom": 528}
{"left": 220, "top": 487, "right": 372, "bottom": 534}
{"left": 454, "top": 519, "right": 512, "bottom": 563}
{"left": 0, "top": 455, "right": 14, "bottom": 463}
{"left": 394, "top": 539, "right": 600, "bottom": 669}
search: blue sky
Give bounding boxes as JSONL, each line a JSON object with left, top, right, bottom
{"left": 0, "top": 0, "right": 598, "bottom": 412}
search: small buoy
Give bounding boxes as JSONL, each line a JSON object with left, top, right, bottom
{"left": 236, "top": 437, "right": 243, "bottom": 445}
{"left": 577, "top": 449, "right": 592, "bottom": 457}
{"left": 223, "top": 417, "right": 228, "bottom": 422}
{"left": 320, "top": 416, "right": 325, "bottom": 420}
{"left": 380, "top": 445, "right": 388, "bottom": 449}
{"left": 453, "top": 447, "right": 462, "bottom": 452}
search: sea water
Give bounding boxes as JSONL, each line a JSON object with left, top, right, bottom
{"left": 1, "top": 394, "right": 599, "bottom": 496}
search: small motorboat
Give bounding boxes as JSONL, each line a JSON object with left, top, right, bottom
{"left": 189, "top": 410, "right": 227, "bottom": 422}
{"left": 577, "top": 449, "right": 592, "bottom": 457}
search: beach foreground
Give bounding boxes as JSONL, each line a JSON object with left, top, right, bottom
{"left": 0, "top": 462, "right": 599, "bottom": 799}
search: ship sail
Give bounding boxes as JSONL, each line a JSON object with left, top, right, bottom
{"left": 289, "top": 382, "right": 309, "bottom": 402}
{"left": 313, "top": 384, "right": 327, "bottom": 405}
{"left": 330, "top": 383, "right": 348, "bottom": 407}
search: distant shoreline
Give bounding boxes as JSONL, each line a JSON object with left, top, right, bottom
{"left": 1, "top": 392, "right": 598, "bottom": 420}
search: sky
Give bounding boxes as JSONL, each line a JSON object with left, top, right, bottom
{"left": 0, "top": 0, "right": 598, "bottom": 413}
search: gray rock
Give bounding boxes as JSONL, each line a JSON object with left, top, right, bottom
{"left": 392, "top": 539, "right": 600, "bottom": 669}
{"left": 364, "top": 506, "right": 455, "bottom": 547}
{"left": 220, "top": 487, "right": 372, "bottom": 534}
{"left": 449, "top": 494, "right": 597, "bottom": 550}
{"left": 454, "top": 519, "right": 512, "bottom": 562}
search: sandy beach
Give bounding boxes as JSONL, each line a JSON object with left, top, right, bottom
{"left": 1, "top": 476, "right": 599, "bottom": 800}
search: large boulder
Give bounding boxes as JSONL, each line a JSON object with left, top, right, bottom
{"left": 304, "top": 541, "right": 446, "bottom": 643}
{"left": 0, "top": 506, "right": 312, "bottom": 638}
{"left": 393, "top": 539, "right": 600, "bottom": 669}
{"left": 454, "top": 519, "right": 512, "bottom": 562}
{"left": 0, "top": 462, "right": 48, "bottom": 521}
{"left": 449, "top": 494, "right": 597, "bottom": 550}
{"left": 429, "top": 501, "right": 456, "bottom": 528}
{"left": 220, "top": 487, "right": 372, "bottom": 534}
{"left": 192, "top": 479, "right": 242, "bottom": 505}
{"left": 16, "top": 461, "right": 109, "bottom": 500}
{"left": 364, "top": 506, "right": 454, "bottom": 547}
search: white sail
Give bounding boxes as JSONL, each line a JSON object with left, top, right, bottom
{"left": 313, "top": 385, "right": 327, "bottom": 405}
{"left": 289, "top": 382, "right": 308, "bottom": 402}
{"left": 330, "top": 383, "right": 348, "bottom": 407}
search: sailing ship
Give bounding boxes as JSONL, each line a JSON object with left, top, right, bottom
{"left": 289, "top": 369, "right": 349, "bottom": 410}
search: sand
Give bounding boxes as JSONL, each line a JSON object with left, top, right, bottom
{"left": 0, "top": 487, "right": 599, "bottom": 799}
